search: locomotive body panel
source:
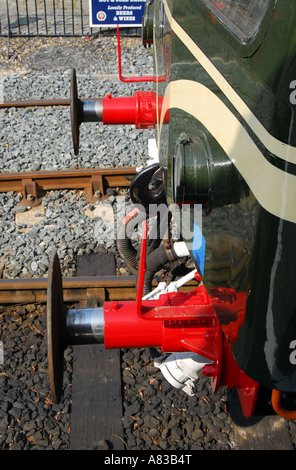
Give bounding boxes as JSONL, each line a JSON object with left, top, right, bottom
{"left": 154, "top": 0, "right": 296, "bottom": 390}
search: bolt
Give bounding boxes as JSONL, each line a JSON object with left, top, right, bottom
{"left": 112, "top": 301, "right": 119, "bottom": 311}
{"left": 202, "top": 363, "right": 216, "bottom": 377}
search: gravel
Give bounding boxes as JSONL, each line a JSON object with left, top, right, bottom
{"left": 0, "top": 302, "right": 236, "bottom": 450}
{"left": 0, "top": 189, "right": 137, "bottom": 279}
{"left": 0, "top": 35, "right": 296, "bottom": 451}
{"left": 0, "top": 44, "right": 154, "bottom": 173}
{"left": 0, "top": 303, "right": 72, "bottom": 450}
{"left": 120, "top": 349, "right": 235, "bottom": 450}
{"left": 0, "top": 35, "right": 153, "bottom": 279}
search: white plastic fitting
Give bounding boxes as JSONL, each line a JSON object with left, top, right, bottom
{"left": 154, "top": 352, "right": 212, "bottom": 396}
{"left": 142, "top": 268, "right": 197, "bottom": 300}
{"left": 172, "top": 241, "right": 190, "bottom": 258}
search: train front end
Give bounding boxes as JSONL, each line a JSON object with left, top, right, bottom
{"left": 47, "top": 0, "right": 296, "bottom": 419}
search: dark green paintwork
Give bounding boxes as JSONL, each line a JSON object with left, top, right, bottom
{"left": 153, "top": 0, "right": 296, "bottom": 390}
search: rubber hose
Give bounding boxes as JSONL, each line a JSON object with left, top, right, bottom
{"left": 146, "top": 210, "right": 172, "bottom": 257}
{"left": 143, "top": 243, "right": 178, "bottom": 296}
{"left": 117, "top": 207, "right": 146, "bottom": 274}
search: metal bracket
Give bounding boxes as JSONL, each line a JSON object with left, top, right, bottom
{"left": 87, "top": 175, "right": 104, "bottom": 201}
{"left": 20, "top": 178, "right": 43, "bottom": 206}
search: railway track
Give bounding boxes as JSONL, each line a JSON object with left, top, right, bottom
{"left": 0, "top": 166, "right": 137, "bottom": 206}
{"left": 0, "top": 168, "right": 294, "bottom": 450}
{"left": 0, "top": 99, "right": 71, "bottom": 108}
{"left": 0, "top": 158, "right": 294, "bottom": 450}
{"left": 0, "top": 254, "right": 294, "bottom": 450}
{"left": 0, "top": 275, "right": 196, "bottom": 305}
{"left": 0, "top": 95, "right": 295, "bottom": 450}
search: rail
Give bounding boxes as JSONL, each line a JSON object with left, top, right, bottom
{"left": 0, "top": 275, "right": 196, "bottom": 304}
{"left": 0, "top": 166, "right": 138, "bottom": 205}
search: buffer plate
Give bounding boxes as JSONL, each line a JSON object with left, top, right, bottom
{"left": 47, "top": 252, "right": 66, "bottom": 404}
{"left": 70, "top": 68, "right": 81, "bottom": 156}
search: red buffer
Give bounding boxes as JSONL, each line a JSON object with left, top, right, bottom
{"left": 47, "top": 224, "right": 259, "bottom": 415}
{"left": 70, "top": 68, "right": 168, "bottom": 154}
{"left": 102, "top": 222, "right": 259, "bottom": 417}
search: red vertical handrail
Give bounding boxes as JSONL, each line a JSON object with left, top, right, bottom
{"left": 117, "top": 25, "right": 162, "bottom": 83}
{"left": 136, "top": 220, "right": 148, "bottom": 315}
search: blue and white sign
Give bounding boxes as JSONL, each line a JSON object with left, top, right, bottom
{"left": 89, "top": 0, "right": 146, "bottom": 27}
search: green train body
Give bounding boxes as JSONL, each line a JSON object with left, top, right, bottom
{"left": 61, "top": 0, "right": 296, "bottom": 417}
{"left": 150, "top": 0, "right": 296, "bottom": 393}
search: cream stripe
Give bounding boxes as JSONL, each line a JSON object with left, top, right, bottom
{"left": 153, "top": 24, "right": 161, "bottom": 138}
{"left": 161, "top": 80, "right": 296, "bottom": 223}
{"left": 163, "top": 0, "right": 296, "bottom": 165}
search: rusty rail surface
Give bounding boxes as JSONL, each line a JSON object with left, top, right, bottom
{"left": 0, "top": 99, "right": 71, "bottom": 108}
{"left": 0, "top": 167, "right": 137, "bottom": 205}
{"left": 0, "top": 98, "right": 103, "bottom": 108}
{"left": 0, "top": 276, "right": 196, "bottom": 304}
{"left": 0, "top": 275, "right": 137, "bottom": 304}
